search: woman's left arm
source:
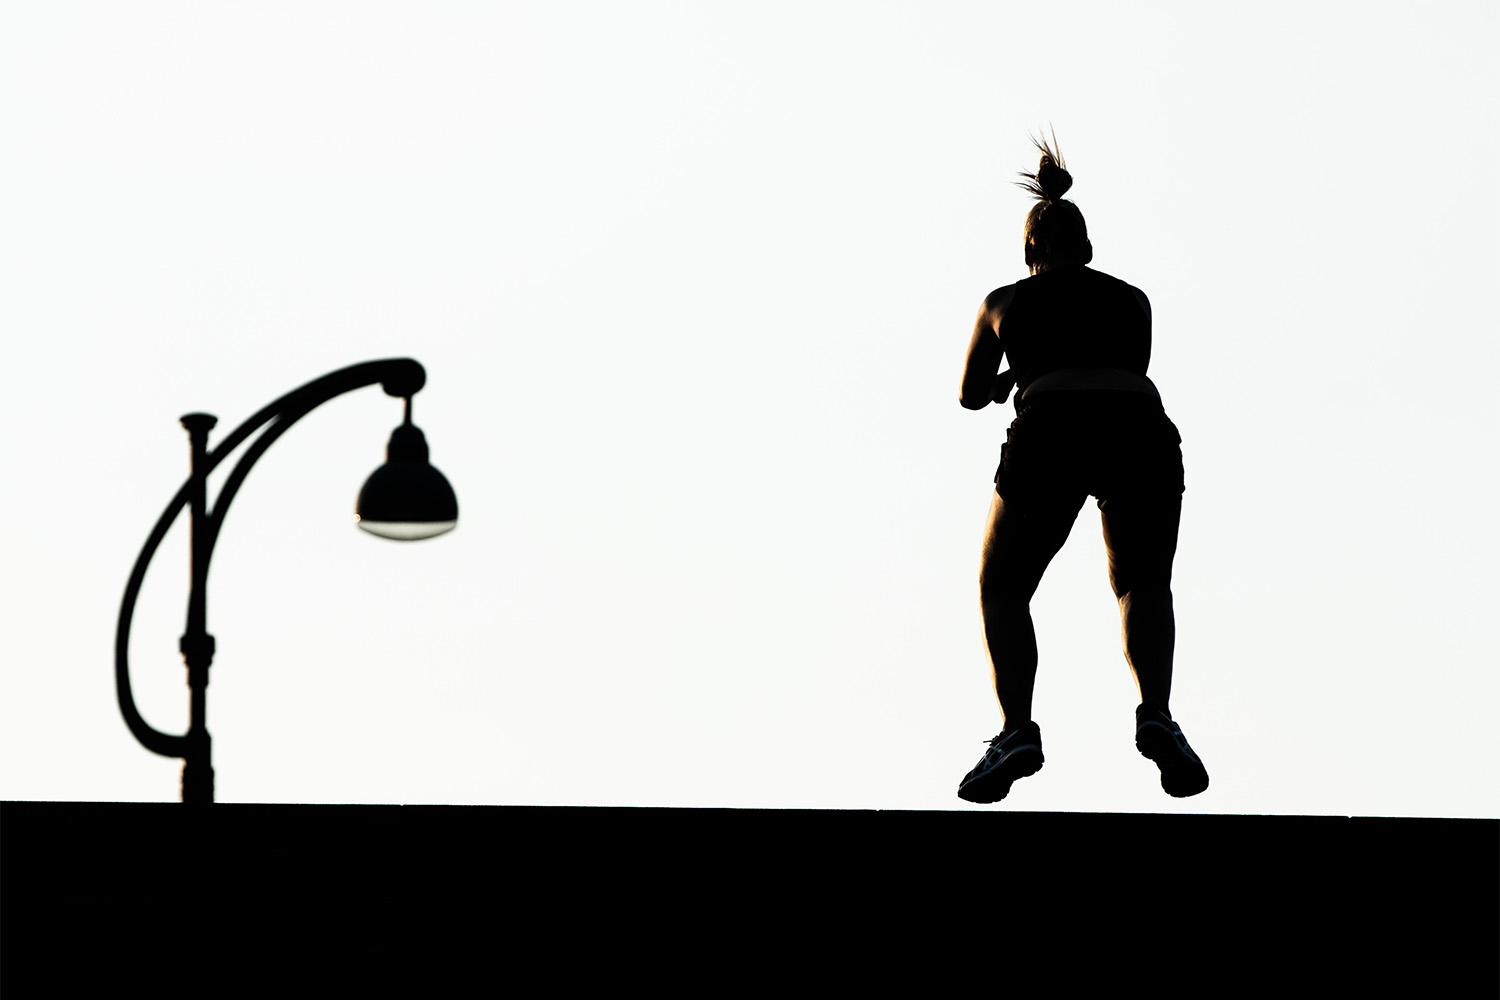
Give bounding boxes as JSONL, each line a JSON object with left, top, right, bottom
{"left": 960, "top": 285, "right": 1015, "bottom": 409}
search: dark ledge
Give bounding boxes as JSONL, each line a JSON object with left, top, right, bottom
{"left": 2, "top": 802, "right": 1495, "bottom": 986}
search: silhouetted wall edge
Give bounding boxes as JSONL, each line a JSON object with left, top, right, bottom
{"left": 3, "top": 802, "right": 1494, "bottom": 988}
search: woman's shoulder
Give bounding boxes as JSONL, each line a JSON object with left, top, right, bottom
{"left": 1083, "top": 266, "right": 1146, "bottom": 294}
{"left": 982, "top": 282, "right": 1019, "bottom": 314}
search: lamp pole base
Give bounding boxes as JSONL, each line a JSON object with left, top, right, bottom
{"left": 182, "top": 748, "right": 214, "bottom": 805}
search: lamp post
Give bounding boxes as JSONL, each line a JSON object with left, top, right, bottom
{"left": 115, "top": 358, "right": 458, "bottom": 803}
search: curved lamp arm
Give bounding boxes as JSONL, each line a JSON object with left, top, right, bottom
{"left": 115, "top": 358, "right": 427, "bottom": 759}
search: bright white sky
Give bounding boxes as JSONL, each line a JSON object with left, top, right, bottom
{"left": 2, "top": 2, "right": 1495, "bottom": 817}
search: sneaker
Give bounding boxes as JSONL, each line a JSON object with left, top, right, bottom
{"left": 1135, "top": 705, "right": 1209, "bottom": 797}
{"left": 957, "top": 722, "right": 1044, "bottom": 803}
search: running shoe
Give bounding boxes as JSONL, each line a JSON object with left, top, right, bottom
{"left": 957, "top": 722, "right": 1044, "bottom": 803}
{"left": 1135, "top": 705, "right": 1209, "bottom": 797}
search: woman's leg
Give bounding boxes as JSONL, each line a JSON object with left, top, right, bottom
{"left": 978, "top": 489, "right": 1086, "bottom": 729}
{"left": 1104, "top": 493, "right": 1209, "bottom": 796}
{"left": 1099, "top": 493, "right": 1182, "bottom": 712}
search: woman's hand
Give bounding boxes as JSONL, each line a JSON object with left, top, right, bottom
{"left": 993, "top": 369, "right": 1017, "bottom": 405}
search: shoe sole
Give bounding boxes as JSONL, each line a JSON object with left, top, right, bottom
{"left": 956, "top": 747, "right": 1044, "bottom": 803}
{"left": 1136, "top": 727, "right": 1209, "bottom": 798}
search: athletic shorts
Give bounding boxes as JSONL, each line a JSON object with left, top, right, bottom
{"left": 987, "top": 391, "right": 1184, "bottom": 599}
{"left": 995, "top": 391, "right": 1185, "bottom": 503}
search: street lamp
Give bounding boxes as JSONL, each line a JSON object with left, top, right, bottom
{"left": 356, "top": 399, "right": 458, "bottom": 540}
{"left": 115, "top": 358, "right": 458, "bottom": 803}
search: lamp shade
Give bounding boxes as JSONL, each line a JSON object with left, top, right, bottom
{"left": 355, "top": 423, "right": 458, "bottom": 540}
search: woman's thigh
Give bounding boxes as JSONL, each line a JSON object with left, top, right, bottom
{"left": 1098, "top": 493, "right": 1182, "bottom": 599}
{"left": 979, "top": 489, "right": 1090, "bottom": 602}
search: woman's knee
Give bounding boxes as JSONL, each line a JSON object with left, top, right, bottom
{"left": 980, "top": 564, "right": 1035, "bottom": 606}
{"left": 1117, "top": 583, "right": 1173, "bottom": 609}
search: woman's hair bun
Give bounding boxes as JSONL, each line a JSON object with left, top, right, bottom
{"left": 1034, "top": 155, "right": 1073, "bottom": 201}
{"left": 1015, "top": 131, "right": 1072, "bottom": 203}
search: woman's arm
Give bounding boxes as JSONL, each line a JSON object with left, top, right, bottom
{"left": 959, "top": 285, "right": 1016, "bottom": 409}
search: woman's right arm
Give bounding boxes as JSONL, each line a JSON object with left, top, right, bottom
{"left": 959, "top": 285, "right": 1016, "bottom": 409}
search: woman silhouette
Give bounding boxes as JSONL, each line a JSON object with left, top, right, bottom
{"left": 956, "top": 135, "right": 1209, "bottom": 802}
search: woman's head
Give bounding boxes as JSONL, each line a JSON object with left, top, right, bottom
{"left": 1016, "top": 133, "right": 1092, "bottom": 272}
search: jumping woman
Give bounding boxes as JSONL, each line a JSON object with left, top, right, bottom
{"left": 956, "top": 135, "right": 1209, "bottom": 803}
